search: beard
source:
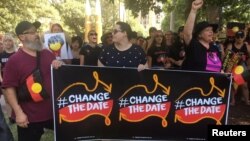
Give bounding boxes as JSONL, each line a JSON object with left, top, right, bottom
{"left": 24, "top": 38, "right": 43, "bottom": 51}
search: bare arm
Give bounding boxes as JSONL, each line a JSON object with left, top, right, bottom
{"left": 97, "top": 60, "right": 104, "bottom": 67}
{"left": 147, "top": 56, "right": 152, "bottom": 68}
{"left": 137, "top": 62, "right": 148, "bottom": 72}
{"left": 4, "top": 87, "right": 29, "bottom": 128}
{"left": 183, "top": 0, "right": 204, "bottom": 46}
{"left": 226, "top": 43, "right": 233, "bottom": 51}
{"left": 245, "top": 43, "right": 250, "bottom": 68}
{"left": 219, "top": 43, "right": 225, "bottom": 60}
{"left": 0, "top": 64, "right": 2, "bottom": 82}
{"left": 79, "top": 55, "right": 84, "bottom": 65}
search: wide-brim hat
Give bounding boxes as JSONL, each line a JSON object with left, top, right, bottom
{"left": 193, "top": 21, "right": 218, "bottom": 37}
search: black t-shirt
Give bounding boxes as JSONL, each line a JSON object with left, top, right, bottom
{"left": 79, "top": 44, "right": 101, "bottom": 66}
{"left": 147, "top": 45, "right": 169, "bottom": 67}
{"left": 182, "top": 38, "right": 222, "bottom": 72}
{"left": 99, "top": 44, "right": 147, "bottom": 67}
{"left": 71, "top": 58, "right": 80, "bottom": 65}
{"left": 231, "top": 43, "right": 249, "bottom": 63}
{"left": 169, "top": 40, "right": 185, "bottom": 61}
{"left": 0, "top": 51, "right": 15, "bottom": 73}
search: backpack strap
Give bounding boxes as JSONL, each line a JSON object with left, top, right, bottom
{"left": 36, "top": 51, "right": 40, "bottom": 69}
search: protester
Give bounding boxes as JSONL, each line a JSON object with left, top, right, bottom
{"left": 0, "top": 33, "right": 16, "bottom": 83}
{"left": 49, "top": 23, "right": 73, "bottom": 64}
{"left": 79, "top": 30, "right": 101, "bottom": 66}
{"left": 2, "top": 21, "right": 64, "bottom": 141}
{"left": 0, "top": 41, "right": 4, "bottom": 53}
{"left": 182, "top": 0, "right": 222, "bottom": 72}
{"left": 0, "top": 33, "right": 17, "bottom": 124}
{"left": 98, "top": 21, "right": 147, "bottom": 71}
{"left": 142, "top": 27, "right": 157, "bottom": 53}
{"left": 100, "top": 32, "right": 113, "bottom": 48}
{"left": 168, "top": 26, "right": 186, "bottom": 69}
{"left": 70, "top": 36, "right": 83, "bottom": 65}
{"left": 147, "top": 30, "right": 171, "bottom": 69}
{"left": 226, "top": 31, "right": 250, "bottom": 105}
{"left": 136, "top": 36, "right": 145, "bottom": 47}
{"left": 0, "top": 103, "right": 14, "bottom": 141}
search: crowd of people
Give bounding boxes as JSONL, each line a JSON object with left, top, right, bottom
{"left": 0, "top": 0, "right": 250, "bottom": 140}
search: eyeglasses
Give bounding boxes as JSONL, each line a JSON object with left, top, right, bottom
{"left": 22, "top": 30, "right": 38, "bottom": 35}
{"left": 113, "top": 29, "right": 122, "bottom": 34}
{"left": 89, "top": 33, "right": 97, "bottom": 36}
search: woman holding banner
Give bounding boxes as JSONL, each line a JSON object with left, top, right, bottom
{"left": 98, "top": 21, "right": 148, "bottom": 71}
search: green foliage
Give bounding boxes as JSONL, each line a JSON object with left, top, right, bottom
{"left": 0, "top": 0, "right": 249, "bottom": 38}
{"left": 0, "top": 0, "right": 121, "bottom": 37}
{"left": 123, "top": 0, "right": 250, "bottom": 32}
{"left": 52, "top": 0, "right": 85, "bottom": 36}
{"left": 101, "top": 0, "right": 120, "bottom": 33}
{"left": 0, "top": 0, "right": 60, "bottom": 33}
{"left": 124, "top": 0, "right": 166, "bottom": 17}
{"left": 162, "top": 0, "right": 189, "bottom": 32}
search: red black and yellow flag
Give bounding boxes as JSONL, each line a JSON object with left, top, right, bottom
{"left": 232, "top": 64, "right": 249, "bottom": 85}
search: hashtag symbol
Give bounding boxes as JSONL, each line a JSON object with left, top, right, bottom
{"left": 175, "top": 100, "right": 185, "bottom": 110}
{"left": 57, "top": 97, "right": 68, "bottom": 108}
{"left": 119, "top": 98, "right": 129, "bottom": 108}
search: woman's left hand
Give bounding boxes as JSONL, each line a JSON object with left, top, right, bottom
{"left": 137, "top": 64, "right": 147, "bottom": 72}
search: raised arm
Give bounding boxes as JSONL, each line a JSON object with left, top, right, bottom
{"left": 183, "top": 0, "right": 204, "bottom": 45}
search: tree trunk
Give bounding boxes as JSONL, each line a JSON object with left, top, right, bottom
{"left": 206, "top": 4, "right": 221, "bottom": 24}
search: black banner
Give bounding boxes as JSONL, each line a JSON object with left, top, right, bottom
{"left": 52, "top": 65, "right": 232, "bottom": 141}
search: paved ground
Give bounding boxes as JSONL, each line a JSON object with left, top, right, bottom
{"left": 228, "top": 102, "right": 250, "bottom": 125}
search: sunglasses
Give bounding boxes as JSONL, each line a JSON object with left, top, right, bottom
{"left": 89, "top": 33, "right": 97, "bottom": 36}
{"left": 235, "top": 35, "right": 244, "bottom": 39}
{"left": 113, "top": 29, "right": 122, "bottom": 34}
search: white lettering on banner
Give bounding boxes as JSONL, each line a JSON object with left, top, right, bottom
{"left": 185, "top": 97, "right": 223, "bottom": 107}
{"left": 128, "top": 103, "right": 166, "bottom": 114}
{"left": 68, "top": 102, "right": 109, "bottom": 114}
{"left": 68, "top": 92, "right": 110, "bottom": 103}
{"left": 129, "top": 95, "right": 168, "bottom": 104}
{"left": 184, "top": 105, "right": 221, "bottom": 116}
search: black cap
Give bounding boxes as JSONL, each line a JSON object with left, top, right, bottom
{"left": 210, "top": 23, "right": 219, "bottom": 33}
{"left": 33, "top": 21, "right": 41, "bottom": 29}
{"left": 193, "top": 21, "right": 218, "bottom": 37}
{"left": 15, "top": 21, "right": 41, "bottom": 36}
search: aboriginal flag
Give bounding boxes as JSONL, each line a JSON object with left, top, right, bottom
{"left": 232, "top": 64, "right": 250, "bottom": 85}
{"left": 17, "top": 69, "right": 49, "bottom": 102}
